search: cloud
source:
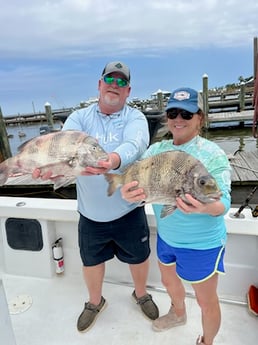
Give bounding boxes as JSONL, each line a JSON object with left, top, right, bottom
{"left": 1, "top": 0, "right": 257, "bottom": 114}
{"left": 1, "top": 0, "right": 257, "bottom": 59}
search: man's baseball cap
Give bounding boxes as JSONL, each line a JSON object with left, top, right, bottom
{"left": 166, "top": 87, "right": 204, "bottom": 113}
{"left": 102, "top": 61, "right": 130, "bottom": 81}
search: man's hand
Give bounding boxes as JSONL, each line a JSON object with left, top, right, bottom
{"left": 81, "top": 152, "right": 121, "bottom": 176}
{"left": 32, "top": 168, "right": 54, "bottom": 180}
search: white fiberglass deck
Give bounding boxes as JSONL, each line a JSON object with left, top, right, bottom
{"left": 0, "top": 197, "right": 258, "bottom": 344}
{"left": 1, "top": 270, "right": 258, "bottom": 345}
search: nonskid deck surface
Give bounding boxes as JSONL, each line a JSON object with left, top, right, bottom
{"left": 2, "top": 272, "right": 258, "bottom": 345}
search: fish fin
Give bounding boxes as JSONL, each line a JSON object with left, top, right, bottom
{"left": 4, "top": 174, "right": 41, "bottom": 185}
{"left": 17, "top": 139, "right": 33, "bottom": 152}
{"left": 53, "top": 177, "right": 76, "bottom": 190}
{"left": 104, "top": 173, "right": 121, "bottom": 196}
{"left": 160, "top": 205, "right": 177, "bottom": 218}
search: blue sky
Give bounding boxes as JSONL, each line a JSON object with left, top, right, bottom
{"left": 0, "top": 0, "right": 257, "bottom": 116}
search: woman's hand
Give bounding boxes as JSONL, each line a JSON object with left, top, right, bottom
{"left": 120, "top": 181, "right": 146, "bottom": 203}
{"left": 176, "top": 193, "right": 224, "bottom": 216}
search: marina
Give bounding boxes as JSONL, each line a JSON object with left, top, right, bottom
{"left": 2, "top": 84, "right": 256, "bottom": 130}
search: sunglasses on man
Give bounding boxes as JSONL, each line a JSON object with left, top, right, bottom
{"left": 102, "top": 75, "right": 129, "bottom": 88}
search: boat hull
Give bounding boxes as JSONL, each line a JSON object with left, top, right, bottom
{"left": 0, "top": 197, "right": 257, "bottom": 303}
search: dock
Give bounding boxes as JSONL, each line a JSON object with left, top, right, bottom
{"left": 3, "top": 108, "right": 73, "bottom": 126}
{"left": 134, "top": 84, "right": 256, "bottom": 129}
{"left": 208, "top": 109, "right": 254, "bottom": 127}
{"left": 229, "top": 150, "right": 258, "bottom": 205}
{"left": 1, "top": 83, "right": 256, "bottom": 130}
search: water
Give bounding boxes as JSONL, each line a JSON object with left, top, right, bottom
{"left": 204, "top": 127, "right": 258, "bottom": 154}
{"left": 5, "top": 122, "right": 258, "bottom": 156}
{"left": 6, "top": 122, "right": 63, "bottom": 155}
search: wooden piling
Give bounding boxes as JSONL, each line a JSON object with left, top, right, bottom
{"left": 44, "top": 102, "right": 54, "bottom": 129}
{"left": 0, "top": 107, "right": 12, "bottom": 162}
{"left": 202, "top": 74, "right": 209, "bottom": 128}
{"left": 239, "top": 82, "right": 245, "bottom": 111}
{"left": 157, "top": 91, "right": 163, "bottom": 111}
{"left": 253, "top": 37, "right": 257, "bottom": 78}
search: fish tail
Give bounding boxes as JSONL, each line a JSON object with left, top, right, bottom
{"left": 104, "top": 173, "right": 121, "bottom": 196}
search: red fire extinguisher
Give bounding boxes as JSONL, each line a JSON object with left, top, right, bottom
{"left": 52, "top": 238, "right": 64, "bottom": 274}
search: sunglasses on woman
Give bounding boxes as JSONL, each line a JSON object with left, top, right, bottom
{"left": 166, "top": 108, "right": 199, "bottom": 120}
{"left": 102, "top": 75, "right": 129, "bottom": 88}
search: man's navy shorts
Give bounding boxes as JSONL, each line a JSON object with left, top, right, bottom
{"left": 78, "top": 207, "right": 150, "bottom": 266}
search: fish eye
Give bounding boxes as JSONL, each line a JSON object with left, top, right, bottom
{"left": 199, "top": 178, "right": 206, "bottom": 186}
{"left": 68, "top": 158, "right": 76, "bottom": 167}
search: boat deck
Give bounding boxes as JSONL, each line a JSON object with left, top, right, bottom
{"left": 1, "top": 268, "right": 258, "bottom": 345}
{"left": 0, "top": 198, "right": 258, "bottom": 344}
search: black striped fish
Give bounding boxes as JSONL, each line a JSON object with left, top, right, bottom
{"left": 0, "top": 130, "right": 108, "bottom": 189}
{"left": 105, "top": 150, "right": 221, "bottom": 218}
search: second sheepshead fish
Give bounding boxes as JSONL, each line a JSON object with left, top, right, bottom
{"left": 105, "top": 150, "right": 222, "bottom": 218}
{"left": 0, "top": 130, "right": 108, "bottom": 189}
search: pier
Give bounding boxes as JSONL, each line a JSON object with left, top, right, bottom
{"left": 2, "top": 85, "right": 256, "bottom": 130}
{"left": 208, "top": 109, "right": 254, "bottom": 127}
{"left": 229, "top": 150, "right": 258, "bottom": 205}
{"left": 3, "top": 107, "right": 73, "bottom": 126}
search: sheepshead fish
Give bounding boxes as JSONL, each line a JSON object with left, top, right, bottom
{"left": 0, "top": 130, "right": 108, "bottom": 189}
{"left": 105, "top": 150, "right": 222, "bottom": 218}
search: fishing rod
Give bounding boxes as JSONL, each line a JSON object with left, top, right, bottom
{"left": 233, "top": 186, "right": 258, "bottom": 218}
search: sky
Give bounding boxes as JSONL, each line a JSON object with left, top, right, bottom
{"left": 0, "top": 0, "right": 258, "bottom": 116}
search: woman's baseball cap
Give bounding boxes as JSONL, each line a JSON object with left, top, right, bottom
{"left": 166, "top": 87, "right": 203, "bottom": 113}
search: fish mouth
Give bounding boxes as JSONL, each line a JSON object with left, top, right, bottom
{"left": 205, "top": 191, "right": 222, "bottom": 201}
{"left": 95, "top": 155, "right": 109, "bottom": 165}
{"left": 99, "top": 154, "right": 109, "bottom": 161}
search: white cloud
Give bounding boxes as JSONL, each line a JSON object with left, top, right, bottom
{"left": 1, "top": 0, "right": 257, "bottom": 59}
{"left": 0, "top": 0, "right": 257, "bottom": 114}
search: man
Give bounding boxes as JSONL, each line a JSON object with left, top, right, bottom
{"left": 47, "top": 61, "right": 159, "bottom": 332}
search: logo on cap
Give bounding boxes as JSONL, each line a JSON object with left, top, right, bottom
{"left": 173, "top": 91, "right": 190, "bottom": 101}
{"left": 114, "top": 63, "right": 123, "bottom": 69}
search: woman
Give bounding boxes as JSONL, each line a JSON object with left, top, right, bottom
{"left": 121, "top": 87, "right": 231, "bottom": 345}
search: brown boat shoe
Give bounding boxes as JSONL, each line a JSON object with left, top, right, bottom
{"left": 77, "top": 296, "right": 107, "bottom": 332}
{"left": 132, "top": 290, "right": 159, "bottom": 320}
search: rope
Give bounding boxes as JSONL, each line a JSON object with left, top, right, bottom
{"left": 230, "top": 163, "right": 258, "bottom": 174}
